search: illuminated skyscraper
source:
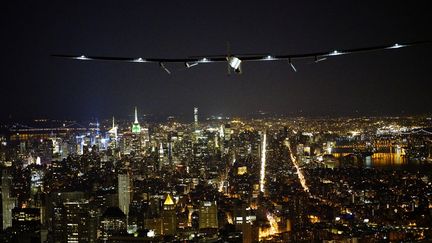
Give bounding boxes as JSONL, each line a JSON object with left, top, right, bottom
{"left": 131, "top": 107, "right": 141, "bottom": 134}
{"left": 64, "top": 199, "right": 90, "bottom": 243}
{"left": 159, "top": 142, "right": 167, "bottom": 170}
{"left": 194, "top": 107, "right": 198, "bottom": 129}
{"left": 162, "top": 194, "right": 176, "bottom": 235}
{"left": 118, "top": 174, "right": 132, "bottom": 216}
{"left": 108, "top": 116, "right": 118, "bottom": 148}
{"left": 50, "top": 192, "right": 91, "bottom": 243}
{"left": 100, "top": 207, "right": 127, "bottom": 241}
{"left": 199, "top": 201, "right": 218, "bottom": 229}
{"left": 12, "top": 208, "right": 41, "bottom": 241}
{"left": 2, "top": 170, "right": 15, "bottom": 230}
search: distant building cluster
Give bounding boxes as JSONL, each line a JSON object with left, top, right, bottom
{"left": 0, "top": 110, "right": 432, "bottom": 242}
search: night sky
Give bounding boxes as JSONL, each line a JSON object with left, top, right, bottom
{"left": 2, "top": 1, "right": 432, "bottom": 120}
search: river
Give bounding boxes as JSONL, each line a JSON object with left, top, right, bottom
{"left": 333, "top": 152, "right": 432, "bottom": 171}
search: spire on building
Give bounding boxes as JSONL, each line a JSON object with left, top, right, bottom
{"left": 134, "top": 106, "right": 138, "bottom": 124}
{"left": 132, "top": 107, "right": 141, "bottom": 133}
{"left": 109, "top": 116, "right": 118, "bottom": 135}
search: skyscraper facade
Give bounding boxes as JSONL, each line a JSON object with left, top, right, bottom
{"left": 162, "top": 194, "right": 176, "bottom": 235}
{"left": 118, "top": 174, "right": 132, "bottom": 216}
{"left": 2, "top": 170, "right": 15, "bottom": 230}
{"left": 194, "top": 107, "right": 199, "bottom": 130}
{"left": 199, "top": 201, "right": 218, "bottom": 229}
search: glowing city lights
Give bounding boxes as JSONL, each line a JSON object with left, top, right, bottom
{"left": 259, "top": 132, "right": 267, "bottom": 193}
{"left": 285, "top": 140, "right": 310, "bottom": 193}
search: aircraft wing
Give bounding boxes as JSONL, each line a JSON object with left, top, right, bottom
{"left": 52, "top": 41, "right": 431, "bottom": 73}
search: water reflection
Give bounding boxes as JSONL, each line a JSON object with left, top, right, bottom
{"left": 333, "top": 152, "right": 407, "bottom": 167}
{"left": 369, "top": 152, "right": 406, "bottom": 166}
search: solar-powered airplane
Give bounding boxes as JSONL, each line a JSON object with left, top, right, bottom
{"left": 52, "top": 41, "right": 431, "bottom": 74}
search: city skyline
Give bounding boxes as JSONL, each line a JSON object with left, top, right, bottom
{"left": 1, "top": 2, "right": 432, "bottom": 242}
{"left": 2, "top": 112, "right": 431, "bottom": 242}
{"left": 5, "top": 105, "right": 432, "bottom": 125}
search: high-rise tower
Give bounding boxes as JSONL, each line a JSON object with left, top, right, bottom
{"left": 131, "top": 107, "right": 141, "bottom": 133}
{"left": 159, "top": 142, "right": 167, "bottom": 170}
{"left": 64, "top": 199, "right": 90, "bottom": 242}
{"left": 199, "top": 201, "right": 218, "bottom": 229}
{"left": 162, "top": 194, "right": 176, "bottom": 235}
{"left": 2, "top": 170, "right": 16, "bottom": 229}
{"left": 108, "top": 116, "right": 118, "bottom": 146}
{"left": 193, "top": 107, "right": 198, "bottom": 129}
{"left": 118, "top": 174, "right": 132, "bottom": 216}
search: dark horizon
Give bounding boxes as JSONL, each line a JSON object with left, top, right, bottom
{"left": 2, "top": 110, "right": 432, "bottom": 124}
{"left": 2, "top": 1, "right": 432, "bottom": 120}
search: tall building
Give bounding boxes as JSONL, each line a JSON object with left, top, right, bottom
{"left": 2, "top": 170, "right": 15, "bottom": 230}
{"left": 118, "top": 174, "right": 132, "bottom": 216}
{"left": 194, "top": 107, "right": 199, "bottom": 128}
{"left": 159, "top": 142, "right": 168, "bottom": 169}
{"left": 12, "top": 207, "right": 41, "bottom": 242}
{"left": 131, "top": 107, "right": 141, "bottom": 134}
{"left": 99, "top": 207, "right": 127, "bottom": 241}
{"left": 64, "top": 199, "right": 90, "bottom": 243}
{"left": 108, "top": 116, "right": 118, "bottom": 149}
{"left": 199, "top": 201, "right": 218, "bottom": 229}
{"left": 233, "top": 205, "right": 258, "bottom": 243}
{"left": 51, "top": 196, "right": 65, "bottom": 243}
{"left": 48, "top": 192, "right": 91, "bottom": 243}
{"left": 162, "top": 194, "right": 176, "bottom": 235}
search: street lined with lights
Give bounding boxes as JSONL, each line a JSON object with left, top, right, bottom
{"left": 285, "top": 139, "right": 310, "bottom": 194}
{"left": 259, "top": 132, "right": 267, "bottom": 193}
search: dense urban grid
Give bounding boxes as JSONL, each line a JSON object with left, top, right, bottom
{"left": 1, "top": 108, "right": 432, "bottom": 242}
